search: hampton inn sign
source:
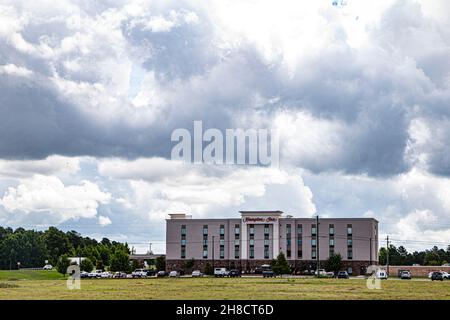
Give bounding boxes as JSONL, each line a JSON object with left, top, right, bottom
{"left": 165, "top": 210, "right": 379, "bottom": 275}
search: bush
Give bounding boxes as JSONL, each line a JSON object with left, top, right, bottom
{"left": 80, "top": 258, "right": 94, "bottom": 272}
{"left": 110, "top": 250, "right": 131, "bottom": 272}
{"left": 271, "top": 252, "right": 291, "bottom": 275}
{"left": 56, "top": 254, "right": 71, "bottom": 275}
{"left": 204, "top": 263, "right": 213, "bottom": 276}
{"left": 325, "top": 253, "right": 343, "bottom": 275}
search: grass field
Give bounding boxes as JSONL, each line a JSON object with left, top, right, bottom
{"left": 0, "top": 271, "right": 449, "bottom": 300}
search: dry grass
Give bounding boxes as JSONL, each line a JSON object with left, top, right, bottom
{"left": 0, "top": 277, "right": 449, "bottom": 300}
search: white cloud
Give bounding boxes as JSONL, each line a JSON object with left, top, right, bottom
{"left": 98, "top": 215, "right": 112, "bottom": 226}
{"left": 98, "top": 157, "right": 316, "bottom": 220}
{"left": 0, "top": 175, "right": 111, "bottom": 224}
{"left": 0, "top": 63, "right": 33, "bottom": 77}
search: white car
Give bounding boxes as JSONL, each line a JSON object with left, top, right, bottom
{"left": 101, "top": 271, "right": 113, "bottom": 278}
{"left": 88, "top": 270, "right": 103, "bottom": 278}
{"left": 376, "top": 270, "right": 388, "bottom": 279}
{"left": 43, "top": 264, "right": 53, "bottom": 270}
{"left": 131, "top": 269, "right": 147, "bottom": 278}
{"left": 169, "top": 270, "right": 180, "bottom": 278}
{"left": 440, "top": 271, "right": 450, "bottom": 279}
{"left": 192, "top": 270, "right": 203, "bottom": 277}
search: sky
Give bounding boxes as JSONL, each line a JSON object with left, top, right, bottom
{"left": 0, "top": 0, "right": 450, "bottom": 253}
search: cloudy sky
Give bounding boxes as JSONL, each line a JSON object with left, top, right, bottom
{"left": 1, "top": 0, "right": 450, "bottom": 253}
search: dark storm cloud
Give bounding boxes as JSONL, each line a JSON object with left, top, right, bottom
{"left": 0, "top": 0, "right": 449, "bottom": 178}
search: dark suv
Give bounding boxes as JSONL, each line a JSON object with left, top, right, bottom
{"left": 229, "top": 269, "right": 241, "bottom": 277}
{"left": 337, "top": 271, "right": 349, "bottom": 279}
{"left": 431, "top": 272, "right": 444, "bottom": 281}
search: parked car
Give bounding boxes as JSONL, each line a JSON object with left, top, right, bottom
{"left": 131, "top": 269, "right": 147, "bottom": 278}
{"left": 376, "top": 270, "right": 388, "bottom": 279}
{"left": 214, "top": 268, "right": 229, "bottom": 277}
{"left": 431, "top": 271, "right": 444, "bottom": 281}
{"left": 400, "top": 270, "right": 411, "bottom": 279}
{"left": 192, "top": 270, "right": 203, "bottom": 277}
{"left": 229, "top": 269, "right": 241, "bottom": 277}
{"left": 261, "top": 265, "right": 276, "bottom": 278}
{"left": 337, "top": 271, "right": 349, "bottom": 279}
{"left": 88, "top": 270, "right": 103, "bottom": 278}
{"left": 80, "top": 271, "right": 89, "bottom": 278}
{"left": 43, "top": 264, "right": 53, "bottom": 270}
{"left": 314, "top": 269, "right": 327, "bottom": 276}
{"left": 156, "top": 271, "right": 167, "bottom": 277}
{"left": 146, "top": 270, "right": 157, "bottom": 277}
{"left": 441, "top": 271, "right": 450, "bottom": 280}
{"left": 169, "top": 270, "right": 180, "bottom": 278}
{"left": 101, "top": 271, "right": 113, "bottom": 278}
{"left": 113, "top": 271, "right": 127, "bottom": 279}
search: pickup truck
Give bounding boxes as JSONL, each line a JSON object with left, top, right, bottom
{"left": 131, "top": 269, "right": 147, "bottom": 278}
{"left": 88, "top": 270, "right": 103, "bottom": 278}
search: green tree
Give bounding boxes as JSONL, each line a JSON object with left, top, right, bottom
{"left": 155, "top": 256, "right": 166, "bottom": 271}
{"left": 109, "top": 250, "right": 131, "bottom": 272}
{"left": 271, "top": 252, "right": 291, "bottom": 275}
{"left": 204, "top": 262, "right": 213, "bottom": 276}
{"left": 325, "top": 253, "right": 342, "bottom": 275}
{"left": 56, "top": 254, "right": 71, "bottom": 275}
{"left": 43, "top": 227, "right": 73, "bottom": 265}
{"left": 96, "top": 260, "right": 104, "bottom": 270}
{"left": 80, "top": 258, "right": 94, "bottom": 272}
{"left": 184, "top": 258, "right": 195, "bottom": 271}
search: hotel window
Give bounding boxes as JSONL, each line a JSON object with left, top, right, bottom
{"left": 264, "top": 239, "right": 270, "bottom": 246}
{"left": 181, "top": 247, "right": 186, "bottom": 259}
{"left": 249, "top": 246, "right": 255, "bottom": 259}
{"left": 249, "top": 239, "right": 255, "bottom": 246}
{"left": 329, "top": 224, "right": 334, "bottom": 235}
{"left": 220, "top": 225, "right": 225, "bottom": 235}
{"left": 329, "top": 238, "right": 335, "bottom": 246}
{"left": 234, "top": 239, "right": 240, "bottom": 245}
{"left": 311, "top": 224, "right": 317, "bottom": 236}
{"left": 235, "top": 224, "right": 240, "bottom": 235}
{"left": 311, "top": 238, "right": 317, "bottom": 247}
{"left": 249, "top": 224, "right": 255, "bottom": 235}
{"left": 347, "top": 224, "right": 352, "bottom": 236}
{"left": 181, "top": 239, "right": 186, "bottom": 246}
{"left": 347, "top": 248, "right": 353, "bottom": 260}
{"left": 203, "top": 235, "right": 208, "bottom": 246}
{"left": 264, "top": 246, "right": 270, "bottom": 259}
{"left": 286, "top": 224, "right": 292, "bottom": 258}
{"left": 220, "top": 239, "right": 225, "bottom": 246}
{"left": 220, "top": 247, "right": 225, "bottom": 259}
{"left": 311, "top": 249, "right": 317, "bottom": 259}
{"left": 329, "top": 246, "right": 334, "bottom": 256}
{"left": 203, "top": 247, "right": 208, "bottom": 259}
{"left": 297, "top": 224, "right": 303, "bottom": 259}
{"left": 347, "top": 238, "right": 353, "bottom": 247}
{"left": 235, "top": 245, "right": 240, "bottom": 259}
{"left": 203, "top": 225, "right": 208, "bottom": 235}
{"left": 181, "top": 225, "right": 186, "bottom": 235}
{"left": 264, "top": 224, "right": 270, "bottom": 235}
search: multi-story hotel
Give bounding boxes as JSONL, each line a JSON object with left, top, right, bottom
{"left": 166, "top": 211, "right": 378, "bottom": 275}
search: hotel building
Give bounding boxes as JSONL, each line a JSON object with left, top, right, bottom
{"left": 166, "top": 211, "right": 378, "bottom": 275}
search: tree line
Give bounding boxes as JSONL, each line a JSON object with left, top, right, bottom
{"left": 379, "top": 244, "right": 450, "bottom": 266}
{"left": 0, "top": 226, "right": 130, "bottom": 272}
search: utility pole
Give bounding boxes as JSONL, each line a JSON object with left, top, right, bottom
{"left": 149, "top": 243, "right": 153, "bottom": 254}
{"left": 369, "top": 237, "right": 372, "bottom": 266}
{"left": 316, "top": 215, "right": 320, "bottom": 278}
{"left": 386, "top": 236, "right": 390, "bottom": 275}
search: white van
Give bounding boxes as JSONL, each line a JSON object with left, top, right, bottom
{"left": 214, "top": 268, "right": 229, "bottom": 277}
